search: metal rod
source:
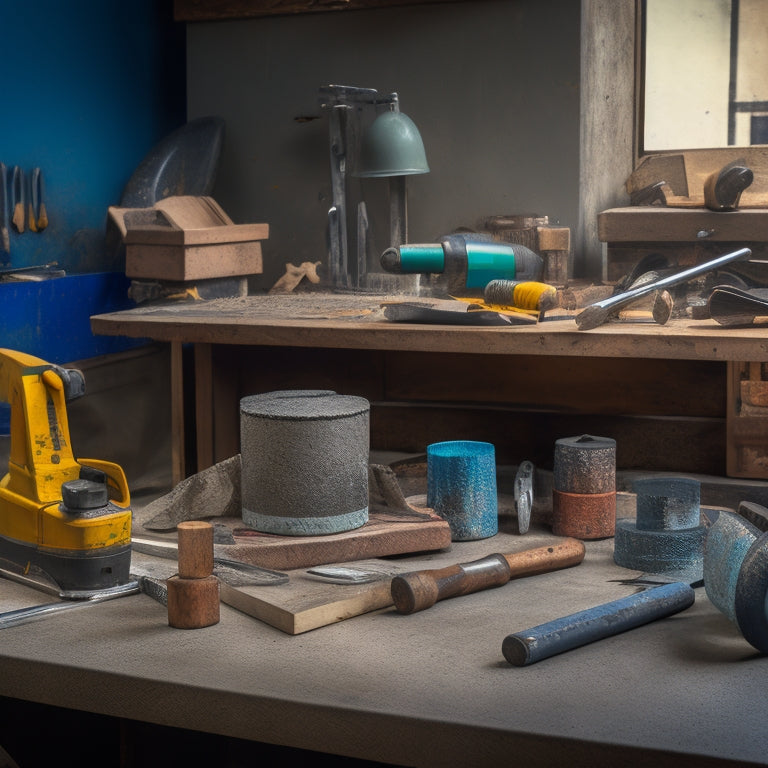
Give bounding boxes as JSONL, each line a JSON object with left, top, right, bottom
{"left": 576, "top": 247, "right": 752, "bottom": 330}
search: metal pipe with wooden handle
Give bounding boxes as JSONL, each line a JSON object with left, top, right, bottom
{"left": 390, "top": 538, "right": 586, "bottom": 614}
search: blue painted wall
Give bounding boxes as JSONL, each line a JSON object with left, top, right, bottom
{"left": 0, "top": 0, "right": 186, "bottom": 433}
{"left": 0, "top": 0, "right": 186, "bottom": 274}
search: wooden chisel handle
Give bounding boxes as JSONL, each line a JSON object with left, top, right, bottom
{"left": 390, "top": 538, "right": 586, "bottom": 614}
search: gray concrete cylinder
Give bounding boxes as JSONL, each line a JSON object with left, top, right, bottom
{"left": 240, "top": 390, "right": 370, "bottom": 536}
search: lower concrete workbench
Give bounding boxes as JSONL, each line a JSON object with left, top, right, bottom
{"left": 0, "top": 528, "right": 766, "bottom": 767}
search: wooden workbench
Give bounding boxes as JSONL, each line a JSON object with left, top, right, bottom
{"left": 91, "top": 293, "right": 768, "bottom": 484}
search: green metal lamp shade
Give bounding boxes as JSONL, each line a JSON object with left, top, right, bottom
{"left": 357, "top": 111, "right": 430, "bottom": 178}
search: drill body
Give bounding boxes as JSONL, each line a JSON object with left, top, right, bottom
{"left": 380, "top": 233, "right": 543, "bottom": 296}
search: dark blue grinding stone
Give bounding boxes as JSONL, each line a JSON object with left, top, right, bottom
{"left": 734, "top": 531, "right": 768, "bottom": 653}
{"left": 633, "top": 476, "right": 701, "bottom": 531}
{"left": 427, "top": 440, "right": 498, "bottom": 541}
{"left": 614, "top": 519, "right": 706, "bottom": 581}
{"left": 704, "top": 510, "right": 760, "bottom": 623}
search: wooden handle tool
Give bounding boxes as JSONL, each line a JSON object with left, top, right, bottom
{"left": 390, "top": 538, "right": 586, "bottom": 614}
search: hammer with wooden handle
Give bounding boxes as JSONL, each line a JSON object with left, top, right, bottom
{"left": 390, "top": 538, "right": 586, "bottom": 614}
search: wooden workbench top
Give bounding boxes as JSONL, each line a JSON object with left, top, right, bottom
{"left": 91, "top": 293, "right": 768, "bottom": 362}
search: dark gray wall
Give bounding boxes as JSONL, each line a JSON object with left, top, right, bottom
{"left": 185, "top": 0, "right": 581, "bottom": 291}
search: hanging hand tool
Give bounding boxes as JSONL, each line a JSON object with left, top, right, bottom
{"left": 0, "top": 163, "right": 9, "bottom": 258}
{"left": 26, "top": 169, "right": 37, "bottom": 233}
{"left": 380, "top": 233, "right": 544, "bottom": 296}
{"left": 390, "top": 538, "right": 585, "bottom": 614}
{"left": 502, "top": 581, "right": 695, "bottom": 666}
{"left": 0, "top": 348, "right": 134, "bottom": 596}
{"left": 576, "top": 247, "right": 753, "bottom": 330}
{"left": 10, "top": 166, "right": 23, "bottom": 234}
{"left": 31, "top": 168, "right": 47, "bottom": 231}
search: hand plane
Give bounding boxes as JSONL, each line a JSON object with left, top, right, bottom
{"left": 0, "top": 348, "right": 134, "bottom": 598}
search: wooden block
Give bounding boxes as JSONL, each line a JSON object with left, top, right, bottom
{"left": 115, "top": 195, "right": 268, "bottom": 281}
{"left": 537, "top": 226, "right": 571, "bottom": 253}
{"left": 167, "top": 575, "right": 220, "bottom": 629}
{"left": 125, "top": 241, "right": 263, "bottom": 281}
{"left": 177, "top": 521, "right": 214, "bottom": 579}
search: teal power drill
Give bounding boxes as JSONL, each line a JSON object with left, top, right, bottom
{"left": 380, "top": 233, "right": 544, "bottom": 296}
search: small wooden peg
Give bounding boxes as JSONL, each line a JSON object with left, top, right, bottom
{"left": 177, "top": 521, "right": 214, "bottom": 579}
{"left": 167, "top": 521, "right": 220, "bottom": 629}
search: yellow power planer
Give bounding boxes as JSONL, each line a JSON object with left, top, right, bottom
{"left": 0, "top": 348, "right": 134, "bottom": 597}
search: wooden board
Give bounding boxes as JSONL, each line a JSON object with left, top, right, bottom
{"left": 218, "top": 571, "right": 394, "bottom": 635}
{"left": 134, "top": 509, "right": 452, "bottom": 572}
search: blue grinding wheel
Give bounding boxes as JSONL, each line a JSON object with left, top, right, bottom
{"left": 734, "top": 531, "right": 768, "bottom": 654}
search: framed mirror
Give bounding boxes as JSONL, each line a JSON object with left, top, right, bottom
{"left": 641, "top": 0, "right": 768, "bottom": 153}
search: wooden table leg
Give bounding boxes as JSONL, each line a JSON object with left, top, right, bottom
{"left": 170, "top": 341, "right": 186, "bottom": 486}
{"left": 194, "top": 342, "right": 214, "bottom": 475}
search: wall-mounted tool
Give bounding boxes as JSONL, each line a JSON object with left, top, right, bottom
{"left": 576, "top": 247, "right": 753, "bottom": 330}
{"left": 502, "top": 581, "right": 695, "bottom": 666}
{"left": 390, "top": 538, "right": 585, "bottom": 614}
{"left": 10, "top": 166, "right": 23, "bottom": 234}
{"left": 0, "top": 163, "right": 9, "bottom": 258}
{"left": 703, "top": 160, "right": 754, "bottom": 212}
{"left": 381, "top": 233, "right": 544, "bottom": 297}
{"left": 31, "top": 168, "right": 47, "bottom": 231}
{"left": 0, "top": 348, "right": 134, "bottom": 597}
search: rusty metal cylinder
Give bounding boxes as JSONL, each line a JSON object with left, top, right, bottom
{"left": 551, "top": 435, "right": 616, "bottom": 539}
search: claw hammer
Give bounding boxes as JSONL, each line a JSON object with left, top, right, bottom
{"left": 390, "top": 538, "right": 586, "bottom": 614}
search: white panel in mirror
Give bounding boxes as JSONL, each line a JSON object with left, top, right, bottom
{"left": 644, "top": 0, "right": 768, "bottom": 151}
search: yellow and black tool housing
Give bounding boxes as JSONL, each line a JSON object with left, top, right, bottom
{"left": 0, "top": 348, "right": 132, "bottom": 593}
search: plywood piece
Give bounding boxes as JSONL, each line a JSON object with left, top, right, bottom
{"left": 134, "top": 510, "right": 452, "bottom": 573}
{"left": 219, "top": 573, "right": 394, "bottom": 635}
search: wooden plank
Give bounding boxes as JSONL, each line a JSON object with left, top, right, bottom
{"left": 598, "top": 207, "right": 768, "bottom": 243}
{"left": 123, "top": 223, "right": 269, "bottom": 248}
{"left": 90, "top": 296, "right": 768, "bottom": 363}
{"left": 218, "top": 575, "right": 393, "bottom": 635}
{"left": 174, "top": 0, "right": 465, "bottom": 22}
{"left": 382, "top": 351, "right": 724, "bottom": 418}
{"left": 125, "top": 241, "right": 263, "bottom": 281}
{"left": 370, "top": 404, "right": 727, "bottom": 476}
{"left": 578, "top": 0, "right": 636, "bottom": 280}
